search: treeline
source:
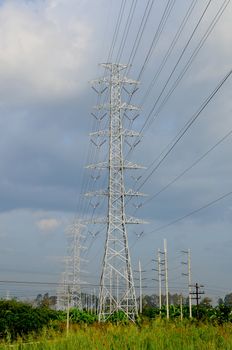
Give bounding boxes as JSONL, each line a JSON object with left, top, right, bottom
{"left": 0, "top": 299, "right": 98, "bottom": 341}
{"left": 143, "top": 304, "right": 232, "bottom": 323}
{"left": 142, "top": 292, "right": 232, "bottom": 308}
{"left": 1, "top": 292, "right": 232, "bottom": 341}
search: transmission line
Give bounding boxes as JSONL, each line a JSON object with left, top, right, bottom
{"left": 140, "top": 0, "right": 198, "bottom": 106}
{"left": 107, "top": 0, "right": 127, "bottom": 63}
{"left": 116, "top": 0, "right": 139, "bottom": 63}
{"left": 141, "top": 0, "right": 230, "bottom": 135}
{"left": 140, "top": 126, "right": 232, "bottom": 208}
{"left": 137, "top": 0, "right": 177, "bottom": 81}
{"left": 126, "top": 0, "right": 230, "bottom": 165}
{"left": 126, "top": 0, "right": 156, "bottom": 69}
{"left": 137, "top": 68, "right": 232, "bottom": 191}
{"left": 148, "top": 189, "right": 232, "bottom": 234}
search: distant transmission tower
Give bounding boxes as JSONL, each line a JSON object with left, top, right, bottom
{"left": 57, "top": 222, "right": 86, "bottom": 310}
{"left": 88, "top": 63, "right": 145, "bottom": 321}
{"left": 66, "top": 222, "right": 86, "bottom": 309}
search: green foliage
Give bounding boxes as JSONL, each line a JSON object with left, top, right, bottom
{"left": 107, "top": 310, "right": 129, "bottom": 324}
{"left": 1, "top": 298, "right": 232, "bottom": 345}
{"left": 69, "top": 308, "right": 97, "bottom": 324}
{"left": 224, "top": 293, "right": 232, "bottom": 307}
{"left": 35, "top": 293, "right": 57, "bottom": 308}
{"left": 1, "top": 321, "right": 232, "bottom": 350}
{"left": 142, "top": 306, "right": 160, "bottom": 319}
{"left": 0, "top": 300, "right": 61, "bottom": 341}
{"left": 212, "top": 304, "right": 232, "bottom": 324}
{"left": 142, "top": 303, "right": 232, "bottom": 324}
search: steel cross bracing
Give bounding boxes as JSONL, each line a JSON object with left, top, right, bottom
{"left": 88, "top": 63, "right": 145, "bottom": 322}
{"left": 58, "top": 222, "right": 86, "bottom": 310}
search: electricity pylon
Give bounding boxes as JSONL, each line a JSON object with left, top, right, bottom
{"left": 56, "top": 259, "right": 69, "bottom": 310}
{"left": 88, "top": 63, "right": 146, "bottom": 321}
{"left": 65, "top": 222, "right": 86, "bottom": 309}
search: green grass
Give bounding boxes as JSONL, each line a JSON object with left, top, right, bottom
{"left": 1, "top": 320, "right": 232, "bottom": 350}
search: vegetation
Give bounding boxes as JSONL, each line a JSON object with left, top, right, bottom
{"left": 0, "top": 300, "right": 61, "bottom": 341}
{"left": 0, "top": 321, "right": 232, "bottom": 349}
{"left": 0, "top": 298, "right": 232, "bottom": 348}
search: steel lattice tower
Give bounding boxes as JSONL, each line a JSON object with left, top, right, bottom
{"left": 57, "top": 222, "right": 86, "bottom": 310}
{"left": 67, "top": 222, "right": 86, "bottom": 309}
{"left": 88, "top": 63, "right": 145, "bottom": 321}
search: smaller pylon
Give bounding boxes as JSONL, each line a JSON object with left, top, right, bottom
{"left": 56, "top": 260, "right": 69, "bottom": 310}
{"left": 66, "top": 222, "right": 86, "bottom": 309}
{"left": 57, "top": 222, "right": 86, "bottom": 310}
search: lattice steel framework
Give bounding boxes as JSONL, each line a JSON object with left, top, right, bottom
{"left": 88, "top": 63, "right": 145, "bottom": 321}
{"left": 57, "top": 222, "right": 86, "bottom": 310}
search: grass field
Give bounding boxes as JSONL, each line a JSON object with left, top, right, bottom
{"left": 1, "top": 320, "right": 232, "bottom": 350}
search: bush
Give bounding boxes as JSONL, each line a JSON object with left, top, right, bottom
{"left": 69, "top": 308, "right": 97, "bottom": 324}
{"left": 107, "top": 310, "right": 130, "bottom": 324}
{"left": 0, "top": 300, "right": 61, "bottom": 340}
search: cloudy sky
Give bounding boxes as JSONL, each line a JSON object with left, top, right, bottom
{"left": 0, "top": 0, "right": 231, "bottom": 302}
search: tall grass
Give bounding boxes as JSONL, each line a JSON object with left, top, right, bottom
{"left": 1, "top": 320, "right": 232, "bottom": 350}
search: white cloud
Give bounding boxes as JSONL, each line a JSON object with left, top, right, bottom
{"left": 0, "top": 0, "right": 92, "bottom": 103}
{"left": 36, "top": 218, "right": 61, "bottom": 232}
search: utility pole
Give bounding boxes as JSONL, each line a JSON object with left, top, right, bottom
{"left": 161, "top": 239, "right": 169, "bottom": 319}
{"left": 139, "top": 260, "right": 142, "bottom": 313}
{"left": 138, "top": 260, "right": 145, "bottom": 314}
{"left": 158, "top": 249, "right": 162, "bottom": 312}
{"left": 109, "top": 267, "right": 112, "bottom": 314}
{"left": 190, "top": 283, "right": 204, "bottom": 319}
{"left": 181, "top": 249, "right": 192, "bottom": 318}
{"left": 180, "top": 294, "right": 183, "bottom": 321}
{"left": 91, "top": 291, "right": 93, "bottom": 314}
{"left": 93, "top": 288, "right": 96, "bottom": 314}
{"left": 66, "top": 287, "right": 70, "bottom": 335}
{"left": 116, "top": 273, "right": 119, "bottom": 311}
{"left": 89, "top": 63, "right": 146, "bottom": 322}
{"left": 134, "top": 260, "right": 146, "bottom": 314}
{"left": 152, "top": 249, "right": 163, "bottom": 313}
{"left": 85, "top": 293, "right": 88, "bottom": 311}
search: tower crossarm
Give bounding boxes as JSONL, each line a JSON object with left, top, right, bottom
{"left": 85, "top": 189, "right": 146, "bottom": 197}
{"left": 86, "top": 161, "right": 145, "bottom": 169}
{"left": 82, "top": 216, "right": 148, "bottom": 225}
{"left": 94, "top": 103, "right": 139, "bottom": 111}
{"left": 90, "top": 129, "right": 140, "bottom": 137}
{"left": 91, "top": 75, "right": 139, "bottom": 86}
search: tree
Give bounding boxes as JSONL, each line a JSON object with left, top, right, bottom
{"left": 224, "top": 293, "right": 232, "bottom": 307}
{"left": 0, "top": 300, "right": 59, "bottom": 340}
{"left": 200, "top": 297, "right": 212, "bottom": 307}
{"left": 34, "top": 293, "right": 57, "bottom": 308}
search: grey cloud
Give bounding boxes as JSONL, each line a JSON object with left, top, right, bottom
{"left": 0, "top": 0, "right": 231, "bottom": 294}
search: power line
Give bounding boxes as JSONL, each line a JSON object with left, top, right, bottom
{"left": 140, "top": 0, "right": 213, "bottom": 130}
{"left": 148, "top": 189, "right": 232, "bottom": 234}
{"left": 77, "top": 0, "right": 130, "bottom": 225}
{"left": 107, "top": 0, "right": 127, "bottom": 63}
{"left": 142, "top": 127, "right": 232, "bottom": 207}
{"left": 127, "top": 0, "right": 230, "bottom": 162}
{"left": 140, "top": 0, "right": 198, "bottom": 106}
{"left": 126, "top": 0, "right": 156, "bottom": 69}
{"left": 137, "top": 0, "right": 177, "bottom": 81}
{"left": 73, "top": 0, "right": 129, "bottom": 224}
{"left": 137, "top": 68, "right": 232, "bottom": 191}
{"left": 116, "top": 0, "right": 139, "bottom": 63}
{"left": 142, "top": 0, "right": 231, "bottom": 135}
